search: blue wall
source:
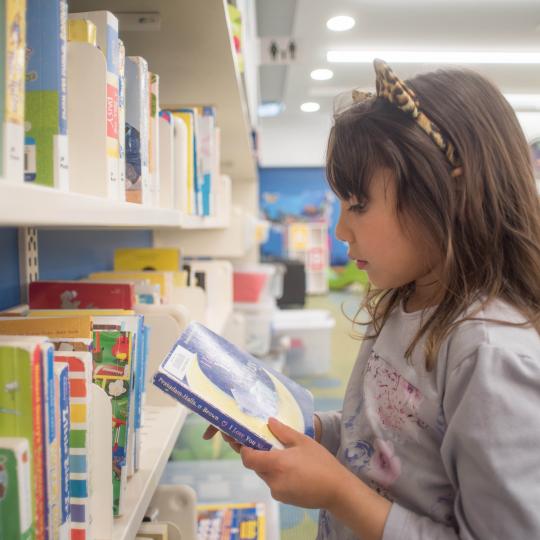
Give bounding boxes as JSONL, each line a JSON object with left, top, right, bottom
{"left": 258, "top": 167, "right": 347, "bottom": 266}
{"left": 0, "top": 228, "right": 152, "bottom": 310}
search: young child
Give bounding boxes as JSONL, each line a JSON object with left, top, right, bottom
{"left": 205, "top": 59, "right": 540, "bottom": 539}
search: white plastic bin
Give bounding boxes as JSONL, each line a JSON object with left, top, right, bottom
{"left": 234, "top": 300, "right": 276, "bottom": 356}
{"left": 272, "top": 309, "right": 335, "bottom": 377}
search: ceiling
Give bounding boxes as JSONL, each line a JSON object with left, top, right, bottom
{"left": 256, "top": 0, "right": 540, "bottom": 123}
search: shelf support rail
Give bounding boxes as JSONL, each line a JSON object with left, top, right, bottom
{"left": 18, "top": 227, "right": 39, "bottom": 305}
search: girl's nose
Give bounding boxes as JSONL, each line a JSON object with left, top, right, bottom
{"left": 335, "top": 210, "right": 352, "bottom": 243}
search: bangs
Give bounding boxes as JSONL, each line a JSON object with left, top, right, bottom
{"left": 326, "top": 99, "right": 409, "bottom": 202}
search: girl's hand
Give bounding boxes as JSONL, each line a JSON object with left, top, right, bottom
{"left": 202, "top": 425, "right": 242, "bottom": 453}
{"left": 240, "top": 417, "right": 353, "bottom": 509}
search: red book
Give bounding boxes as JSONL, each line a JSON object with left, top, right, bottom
{"left": 29, "top": 281, "right": 135, "bottom": 310}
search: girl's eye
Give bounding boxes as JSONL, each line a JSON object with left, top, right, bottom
{"left": 348, "top": 200, "right": 368, "bottom": 213}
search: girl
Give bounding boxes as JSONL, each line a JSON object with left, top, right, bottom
{"left": 205, "top": 59, "right": 540, "bottom": 539}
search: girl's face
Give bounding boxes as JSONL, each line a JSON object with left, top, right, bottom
{"left": 335, "top": 169, "right": 442, "bottom": 307}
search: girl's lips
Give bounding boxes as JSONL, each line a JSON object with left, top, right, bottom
{"left": 356, "top": 259, "right": 368, "bottom": 270}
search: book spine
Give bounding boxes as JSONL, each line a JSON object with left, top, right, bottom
{"left": 152, "top": 373, "right": 271, "bottom": 451}
{"left": 117, "top": 39, "right": 126, "bottom": 201}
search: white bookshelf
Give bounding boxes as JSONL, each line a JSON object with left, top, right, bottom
{"left": 111, "top": 404, "right": 188, "bottom": 540}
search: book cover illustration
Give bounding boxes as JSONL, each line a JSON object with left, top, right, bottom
{"left": 92, "top": 327, "right": 133, "bottom": 516}
{"left": 197, "top": 502, "right": 265, "bottom": 540}
{"left": 153, "top": 322, "right": 314, "bottom": 451}
{"left": 28, "top": 281, "right": 135, "bottom": 310}
{"left": 0, "top": 438, "right": 33, "bottom": 540}
{"left": 114, "top": 247, "right": 181, "bottom": 272}
{"left": 25, "top": 0, "right": 69, "bottom": 189}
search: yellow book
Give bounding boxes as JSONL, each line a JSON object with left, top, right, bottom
{"left": 170, "top": 110, "right": 195, "bottom": 213}
{"left": 114, "top": 248, "right": 181, "bottom": 272}
{"left": 67, "top": 19, "right": 97, "bottom": 45}
{"left": 0, "top": 315, "right": 93, "bottom": 338}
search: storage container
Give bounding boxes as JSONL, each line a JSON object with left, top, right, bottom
{"left": 272, "top": 309, "right": 335, "bottom": 377}
{"left": 234, "top": 299, "right": 276, "bottom": 356}
{"left": 233, "top": 264, "right": 276, "bottom": 303}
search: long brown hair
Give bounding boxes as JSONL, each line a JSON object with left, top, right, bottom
{"left": 326, "top": 68, "right": 540, "bottom": 370}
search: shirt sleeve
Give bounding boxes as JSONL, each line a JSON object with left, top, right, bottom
{"left": 314, "top": 410, "right": 342, "bottom": 455}
{"left": 384, "top": 343, "right": 540, "bottom": 539}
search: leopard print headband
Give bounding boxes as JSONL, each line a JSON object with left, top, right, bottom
{"left": 352, "top": 59, "right": 462, "bottom": 177}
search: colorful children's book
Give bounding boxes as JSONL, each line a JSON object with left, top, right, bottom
{"left": 69, "top": 10, "right": 119, "bottom": 200}
{"left": 153, "top": 322, "right": 314, "bottom": 450}
{"left": 0, "top": 314, "right": 93, "bottom": 338}
{"left": 25, "top": 0, "right": 69, "bottom": 190}
{"left": 148, "top": 72, "right": 160, "bottom": 207}
{"left": 117, "top": 39, "right": 126, "bottom": 201}
{"left": 0, "top": 438, "right": 33, "bottom": 540}
{"left": 3, "top": 0, "right": 26, "bottom": 182}
{"left": 196, "top": 106, "right": 216, "bottom": 217}
{"left": 53, "top": 361, "right": 70, "bottom": 540}
{"left": 125, "top": 55, "right": 149, "bottom": 204}
{"left": 0, "top": 337, "right": 47, "bottom": 540}
{"left": 197, "top": 502, "right": 265, "bottom": 540}
{"left": 28, "top": 281, "right": 135, "bottom": 310}
{"left": 114, "top": 248, "right": 182, "bottom": 272}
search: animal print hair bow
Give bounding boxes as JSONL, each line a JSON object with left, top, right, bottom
{"left": 352, "top": 59, "right": 462, "bottom": 177}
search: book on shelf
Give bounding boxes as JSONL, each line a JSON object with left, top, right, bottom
{"left": 125, "top": 55, "right": 150, "bottom": 205}
{"left": 28, "top": 281, "right": 136, "bottom": 310}
{"left": 0, "top": 437, "right": 33, "bottom": 540}
{"left": 172, "top": 114, "right": 188, "bottom": 214}
{"left": 149, "top": 72, "right": 160, "bottom": 207}
{"left": 195, "top": 106, "right": 217, "bottom": 217}
{"left": 114, "top": 247, "right": 182, "bottom": 272}
{"left": 197, "top": 502, "right": 265, "bottom": 540}
{"left": 118, "top": 38, "right": 126, "bottom": 201}
{"left": 25, "top": 0, "right": 69, "bottom": 190}
{"left": 66, "top": 18, "right": 96, "bottom": 46}
{"left": 69, "top": 10, "right": 120, "bottom": 200}
{"left": 158, "top": 110, "right": 174, "bottom": 210}
{"left": 0, "top": 314, "right": 93, "bottom": 338}
{"left": 153, "top": 322, "right": 315, "bottom": 451}
{"left": 3, "top": 0, "right": 26, "bottom": 183}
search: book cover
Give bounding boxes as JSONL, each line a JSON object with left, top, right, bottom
{"left": 114, "top": 248, "right": 181, "bottom": 272}
{"left": 53, "top": 347, "right": 93, "bottom": 540}
{"left": 0, "top": 438, "right": 33, "bottom": 540}
{"left": 53, "top": 362, "right": 70, "bottom": 540}
{"left": 117, "top": 38, "right": 126, "bottom": 201}
{"left": 28, "top": 281, "right": 135, "bottom": 310}
{"left": 197, "top": 502, "right": 265, "bottom": 540}
{"left": 152, "top": 322, "right": 314, "bottom": 451}
{"left": 0, "top": 338, "right": 47, "bottom": 540}
{"left": 196, "top": 106, "right": 216, "bottom": 217}
{"left": 158, "top": 111, "right": 174, "bottom": 209}
{"left": 25, "top": 0, "right": 69, "bottom": 190}
{"left": 69, "top": 10, "right": 119, "bottom": 199}
{"left": 125, "top": 55, "right": 149, "bottom": 204}
{"left": 148, "top": 72, "right": 160, "bottom": 207}
{"left": 172, "top": 115, "right": 188, "bottom": 213}
{"left": 4, "top": 0, "right": 26, "bottom": 182}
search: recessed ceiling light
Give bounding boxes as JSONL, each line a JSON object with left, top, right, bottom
{"left": 258, "top": 101, "right": 285, "bottom": 118}
{"left": 300, "top": 102, "right": 320, "bottom": 112}
{"left": 327, "top": 50, "right": 540, "bottom": 64}
{"left": 310, "top": 68, "right": 334, "bottom": 81}
{"left": 326, "top": 15, "right": 355, "bottom": 32}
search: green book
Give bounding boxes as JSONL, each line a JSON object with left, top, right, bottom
{"left": 0, "top": 438, "right": 33, "bottom": 540}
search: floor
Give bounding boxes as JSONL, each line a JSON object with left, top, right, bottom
{"left": 162, "top": 290, "right": 363, "bottom": 539}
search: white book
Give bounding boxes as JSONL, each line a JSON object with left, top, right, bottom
{"left": 158, "top": 112, "right": 174, "bottom": 209}
{"left": 149, "top": 73, "right": 160, "bottom": 207}
{"left": 172, "top": 116, "right": 188, "bottom": 214}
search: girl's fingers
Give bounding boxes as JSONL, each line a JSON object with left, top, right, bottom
{"left": 202, "top": 425, "right": 219, "bottom": 440}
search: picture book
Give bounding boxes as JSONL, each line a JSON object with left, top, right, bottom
{"left": 196, "top": 106, "right": 216, "bottom": 217}
{"left": 153, "top": 322, "right": 314, "bottom": 450}
{"left": 114, "top": 248, "right": 182, "bottom": 272}
{"left": 158, "top": 111, "right": 174, "bottom": 209}
{"left": 69, "top": 10, "right": 119, "bottom": 199}
{"left": 28, "top": 281, "right": 135, "bottom": 310}
{"left": 4, "top": 0, "right": 26, "bottom": 182}
{"left": 53, "top": 346, "right": 93, "bottom": 540}
{"left": 0, "top": 314, "right": 93, "bottom": 338}
{"left": 118, "top": 38, "right": 126, "bottom": 201}
{"left": 0, "top": 438, "right": 33, "bottom": 540}
{"left": 25, "top": 0, "right": 69, "bottom": 190}
{"left": 149, "top": 72, "right": 160, "bottom": 206}
{"left": 197, "top": 502, "right": 265, "bottom": 540}
{"left": 125, "top": 55, "right": 149, "bottom": 204}
{"left": 172, "top": 114, "right": 188, "bottom": 213}
{"left": 0, "top": 337, "right": 47, "bottom": 540}
{"left": 53, "top": 361, "right": 71, "bottom": 540}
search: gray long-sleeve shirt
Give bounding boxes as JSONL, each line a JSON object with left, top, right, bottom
{"left": 315, "top": 299, "right": 540, "bottom": 539}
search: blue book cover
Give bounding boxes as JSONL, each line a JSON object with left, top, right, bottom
{"left": 152, "top": 322, "right": 314, "bottom": 451}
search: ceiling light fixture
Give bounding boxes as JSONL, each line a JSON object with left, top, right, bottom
{"left": 310, "top": 68, "right": 334, "bottom": 81}
{"left": 300, "top": 102, "right": 320, "bottom": 112}
{"left": 327, "top": 50, "right": 540, "bottom": 64}
{"left": 257, "top": 101, "right": 285, "bottom": 118}
{"left": 326, "top": 15, "right": 355, "bottom": 32}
